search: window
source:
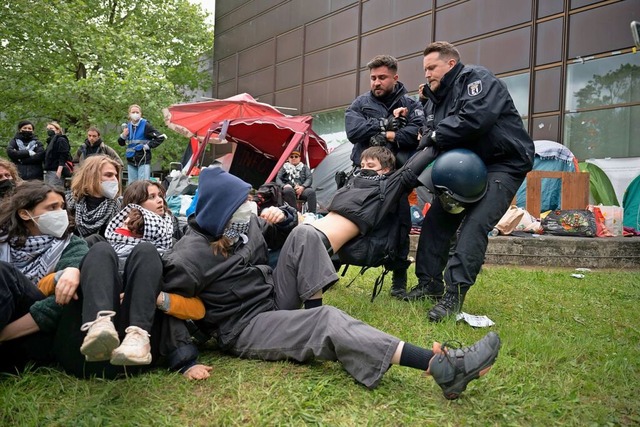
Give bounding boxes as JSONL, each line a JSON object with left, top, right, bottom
{"left": 311, "top": 108, "right": 349, "bottom": 150}
{"left": 500, "top": 73, "right": 530, "bottom": 120}
{"left": 564, "top": 53, "right": 640, "bottom": 159}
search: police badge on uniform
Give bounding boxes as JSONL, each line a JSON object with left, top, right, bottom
{"left": 467, "top": 80, "right": 482, "bottom": 96}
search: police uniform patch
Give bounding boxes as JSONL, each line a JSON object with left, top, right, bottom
{"left": 467, "top": 80, "right": 482, "bottom": 96}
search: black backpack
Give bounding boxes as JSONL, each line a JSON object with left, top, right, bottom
{"left": 255, "top": 182, "right": 283, "bottom": 213}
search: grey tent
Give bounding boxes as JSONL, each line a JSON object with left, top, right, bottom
{"left": 312, "top": 142, "right": 353, "bottom": 213}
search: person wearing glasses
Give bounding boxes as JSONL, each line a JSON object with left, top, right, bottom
{"left": 275, "top": 151, "right": 317, "bottom": 214}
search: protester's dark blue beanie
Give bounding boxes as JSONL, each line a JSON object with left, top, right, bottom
{"left": 195, "top": 167, "right": 251, "bottom": 237}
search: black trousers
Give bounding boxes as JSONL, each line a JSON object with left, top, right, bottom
{"left": 282, "top": 186, "right": 317, "bottom": 213}
{"left": 415, "top": 171, "right": 524, "bottom": 292}
{"left": 0, "top": 262, "right": 45, "bottom": 330}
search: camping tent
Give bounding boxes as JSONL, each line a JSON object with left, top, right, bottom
{"left": 311, "top": 142, "right": 353, "bottom": 213}
{"left": 515, "top": 140, "right": 578, "bottom": 212}
{"left": 578, "top": 162, "right": 620, "bottom": 206}
{"left": 623, "top": 174, "right": 640, "bottom": 230}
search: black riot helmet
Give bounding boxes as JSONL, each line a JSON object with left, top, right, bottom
{"left": 418, "top": 148, "right": 488, "bottom": 214}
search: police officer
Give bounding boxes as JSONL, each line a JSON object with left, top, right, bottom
{"left": 345, "top": 55, "right": 424, "bottom": 298}
{"left": 406, "top": 41, "right": 534, "bottom": 322}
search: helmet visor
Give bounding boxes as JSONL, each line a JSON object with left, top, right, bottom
{"left": 438, "top": 192, "right": 466, "bottom": 214}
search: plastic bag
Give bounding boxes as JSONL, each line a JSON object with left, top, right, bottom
{"left": 541, "top": 209, "right": 596, "bottom": 237}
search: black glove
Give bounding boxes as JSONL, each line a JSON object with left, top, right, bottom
{"left": 380, "top": 115, "right": 407, "bottom": 131}
{"left": 369, "top": 133, "right": 388, "bottom": 147}
{"left": 417, "top": 130, "right": 436, "bottom": 151}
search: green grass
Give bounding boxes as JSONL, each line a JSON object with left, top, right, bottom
{"left": 1, "top": 265, "right": 639, "bottom": 426}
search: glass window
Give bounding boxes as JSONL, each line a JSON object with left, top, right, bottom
{"left": 311, "top": 108, "right": 349, "bottom": 150}
{"left": 565, "top": 53, "right": 640, "bottom": 111}
{"left": 564, "top": 106, "right": 640, "bottom": 159}
{"left": 500, "top": 73, "right": 530, "bottom": 119}
{"left": 564, "top": 53, "right": 640, "bottom": 159}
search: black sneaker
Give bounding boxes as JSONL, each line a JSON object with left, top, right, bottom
{"left": 428, "top": 332, "right": 501, "bottom": 400}
{"left": 428, "top": 290, "right": 465, "bottom": 322}
{"left": 403, "top": 281, "right": 444, "bottom": 302}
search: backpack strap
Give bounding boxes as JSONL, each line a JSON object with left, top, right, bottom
{"left": 370, "top": 267, "right": 391, "bottom": 302}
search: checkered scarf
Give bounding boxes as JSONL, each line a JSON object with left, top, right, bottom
{"left": 283, "top": 162, "right": 304, "bottom": 184}
{"left": 71, "top": 195, "right": 121, "bottom": 237}
{"left": 0, "top": 235, "right": 71, "bottom": 284}
{"left": 105, "top": 204, "right": 174, "bottom": 263}
{"left": 222, "top": 221, "right": 250, "bottom": 242}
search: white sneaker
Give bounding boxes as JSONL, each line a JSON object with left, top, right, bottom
{"left": 80, "top": 310, "right": 120, "bottom": 362}
{"left": 110, "top": 326, "right": 152, "bottom": 366}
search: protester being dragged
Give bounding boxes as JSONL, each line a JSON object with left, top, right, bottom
{"left": 66, "top": 155, "right": 122, "bottom": 242}
{"left": 6, "top": 120, "right": 45, "bottom": 181}
{"left": 75, "top": 127, "right": 123, "bottom": 167}
{"left": 43, "top": 121, "right": 72, "bottom": 188}
{"left": 0, "top": 157, "right": 21, "bottom": 200}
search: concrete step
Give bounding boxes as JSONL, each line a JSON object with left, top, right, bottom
{"left": 408, "top": 234, "right": 640, "bottom": 269}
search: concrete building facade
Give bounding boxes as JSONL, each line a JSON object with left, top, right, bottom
{"left": 213, "top": 0, "right": 639, "bottom": 159}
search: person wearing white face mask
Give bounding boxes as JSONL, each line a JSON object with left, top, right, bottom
{"left": 117, "top": 104, "right": 166, "bottom": 183}
{"left": 65, "top": 155, "right": 122, "bottom": 242}
{"left": 0, "top": 181, "right": 89, "bottom": 371}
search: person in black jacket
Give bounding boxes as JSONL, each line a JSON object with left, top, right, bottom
{"left": 275, "top": 151, "right": 316, "bottom": 213}
{"left": 344, "top": 55, "right": 424, "bottom": 299}
{"left": 6, "top": 120, "right": 45, "bottom": 181}
{"left": 407, "top": 41, "right": 535, "bottom": 322}
{"left": 43, "top": 121, "right": 72, "bottom": 187}
{"left": 117, "top": 104, "right": 166, "bottom": 183}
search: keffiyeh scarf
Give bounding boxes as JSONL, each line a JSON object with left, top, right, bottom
{"left": 283, "top": 162, "right": 305, "bottom": 184}
{"left": 222, "top": 221, "right": 250, "bottom": 243}
{"left": 0, "top": 235, "right": 71, "bottom": 284}
{"left": 105, "top": 204, "right": 174, "bottom": 270}
{"left": 15, "top": 138, "right": 37, "bottom": 151}
{"left": 73, "top": 196, "right": 120, "bottom": 237}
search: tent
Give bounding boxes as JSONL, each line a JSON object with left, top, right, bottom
{"left": 515, "top": 140, "right": 578, "bottom": 212}
{"left": 623, "top": 174, "right": 640, "bottom": 230}
{"left": 207, "top": 115, "right": 329, "bottom": 189}
{"left": 578, "top": 162, "right": 620, "bottom": 206}
{"left": 311, "top": 142, "right": 353, "bottom": 212}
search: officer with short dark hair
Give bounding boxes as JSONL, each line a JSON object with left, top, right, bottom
{"left": 344, "top": 54, "right": 425, "bottom": 298}
{"left": 407, "top": 41, "right": 535, "bottom": 322}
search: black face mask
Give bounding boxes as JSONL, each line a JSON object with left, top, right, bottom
{"left": 359, "top": 168, "right": 380, "bottom": 178}
{"left": 0, "top": 179, "right": 16, "bottom": 197}
{"left": 47, "top": 129, "right": 56, "bottom": 137}
{"left": 19, "top": 131, "right": 33, "bottom": 140}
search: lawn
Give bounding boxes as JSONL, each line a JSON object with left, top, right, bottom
{"left": 1, "top": 265, "right": 639, "bottom": 426}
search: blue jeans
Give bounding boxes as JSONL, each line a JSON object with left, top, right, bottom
{"left": 127, "top": 163, "right": 150, "bottom": 183}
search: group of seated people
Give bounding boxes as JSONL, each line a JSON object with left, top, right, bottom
{"left": 0, "top": 146, "right": 501, "bottom": 400}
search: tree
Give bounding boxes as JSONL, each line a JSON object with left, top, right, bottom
{"left": 0, "top": 0, "right": 214, "bottom": 168}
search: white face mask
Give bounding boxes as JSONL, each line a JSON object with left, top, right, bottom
{"left": 29, "top": 210, "right": 69, "bottom": 238}
{"left": 101, "top": 181, "right": 119, "bottom": 199}
{"left": 230, "top": 200, "right": 253, "bottom": 224}
{"left": 129, "top": 112, "right": 141, "bottom": 122}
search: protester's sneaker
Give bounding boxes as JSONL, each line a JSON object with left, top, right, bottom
{"left": 427, "top": 290, "right": 465, "bottom": 322}
{"left": 428, "top": 332, "right": 501, "bottom": 400}
{"left": 80, "top": 310, "right": 119, "bottom": 362}
{"left": 110, "top": 326, "right": 152, "bottom": 366}
{"left": 403, "top": 280, "right": 444, "bottom": 302}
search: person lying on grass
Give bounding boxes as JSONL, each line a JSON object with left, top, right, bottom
{"left": 157, "top": 164, "right": 501, "bottom": 399}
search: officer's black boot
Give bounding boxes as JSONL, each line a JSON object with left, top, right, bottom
{"left": 427, "top": 285, "right": 466, "bottom": 322}
{"left": 403, "top": 278, "right": 444, "bottom": 302}
{"left": 390, "top": 268, "right": 407, "bottom": 299}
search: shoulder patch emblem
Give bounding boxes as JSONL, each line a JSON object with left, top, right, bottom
{"left": 467, "top": 80, "right": 482, "bottom": 96}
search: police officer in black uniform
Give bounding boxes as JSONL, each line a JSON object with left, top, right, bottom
{"left": 406, "top": 41, "right": 535, "bottom": 322}
{"left": 345, "top": 55, "right": 424, "bottom": 298}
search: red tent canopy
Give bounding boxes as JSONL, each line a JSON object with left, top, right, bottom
{"left": 162, "top": 93, "right": 285, "bottom": 140}
{"left": 208, "top": 115, "right": 329, "bottom": 186}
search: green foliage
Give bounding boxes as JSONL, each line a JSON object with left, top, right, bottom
{"left": 1, "top": 266, "right": 639, "bottom": 425}
{"left": 0, "top": 0, "right": 214, "bottom": 167}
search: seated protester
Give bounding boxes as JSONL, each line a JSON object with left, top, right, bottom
{"left": 1, "top": 184, "right": 203, "bottom": 378}
{"left": 160, "top": 167, "right": 501, "bottom": 398}
{"left": 275, "top": 151, "right": 317, "bottom": 214}
{"left": 0, "top": 157, "right": 21, "bottom": 201}
{"left": 105, "top": 180, "right": 174, "bottom": 273}
{"left": 0, "top": 181, "right": 88, "bottom": 371}
{"left": 65, "top": 155, "right": 122, "bottom": 241}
